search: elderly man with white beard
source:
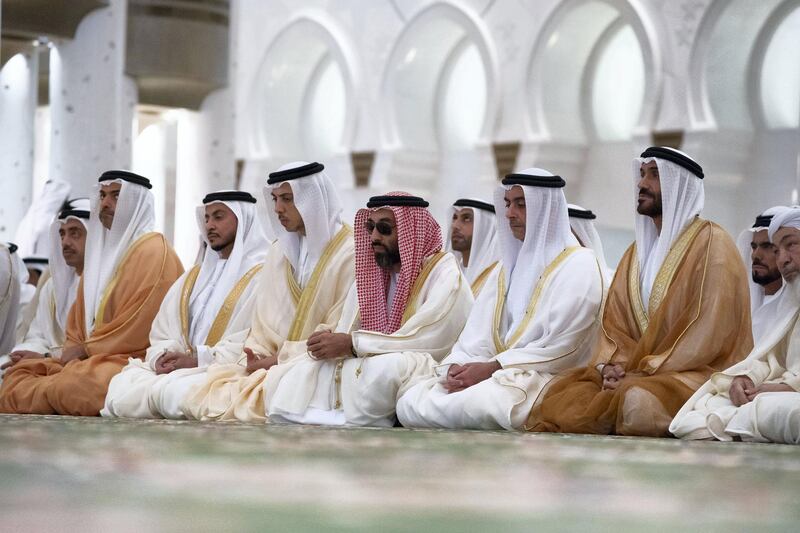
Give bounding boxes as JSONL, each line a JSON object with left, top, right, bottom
{"left": 671, "top": 206, "right": 800, "bottom": 443}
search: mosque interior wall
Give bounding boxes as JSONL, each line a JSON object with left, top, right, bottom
{"left": 1, "top": 0, "right": 798, "bottom": 267}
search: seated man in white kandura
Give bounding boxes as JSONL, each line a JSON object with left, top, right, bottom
{"left": 670, "top": 206, "right": 800, "bottom": 443}
{"left": 1, "top": 199, "right": 89, "bottom": 380}
{"left": 182, "top": 162, "right": 355, "bottom": 422}
{"left": 102, "top": 190, "right": 267, "bottom": 418}
{"left": 264, "top": 192, "right": 473, "bottom": 427}
{"left": 397, "top": 169, "right": 605, "bottom": 430}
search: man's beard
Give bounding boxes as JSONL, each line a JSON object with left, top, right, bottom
{"left": 636, "top": 193, "right": 662, "bottom": 217}
{"left": 374, "top": 248, "right": 401, "bottom": 269}
{"left": 210, "top": 238, "right": 233, "bottom": 252}
{"left": 450, "top": 235, "right": 472, "bottom": 253}
{"left": 752, "top": 267, "right": 781, "bottom": 286}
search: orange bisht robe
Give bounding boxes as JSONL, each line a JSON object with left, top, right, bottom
{"left": 0, "top": 233, "right": 183, "bottom": 416}
{"left": 526, "top": 218, "right": 753, "bottom": 437}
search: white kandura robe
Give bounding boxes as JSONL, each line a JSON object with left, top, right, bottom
{"left": 0, "top": 248, "right": 21, "bottom": 368}
{"left": 670, "top": 284, "right": 800, "bottom": 443}
{"left": 397, "top": 247, "right": 604, "bottom": 430}
{"left": 265, "top": 252, "right": 474, "bottom": 427}
{"left": 9, "top": 278, "right": 64, "bottom": 355}
{"left": 182, "top": 233, "right": 355, "bottom": 422}
{"left": 101, "top": 262, "right": 260, "bottom": 419}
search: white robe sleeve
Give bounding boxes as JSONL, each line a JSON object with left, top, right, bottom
{"left": 145, "top": 272, "right": 188, "bottom": 370}
{"left": 11, "top": 278, "right": 57, "bottom": 355}
{"left": 351, "top": 255, "right": 473, "bottom": 362}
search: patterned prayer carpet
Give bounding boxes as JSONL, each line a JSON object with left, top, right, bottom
{"left": 1, "top": 414, "right": 798, "bottom": 532}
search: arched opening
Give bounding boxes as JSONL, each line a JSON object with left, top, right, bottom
{"left": 528, "top": 0, "right": 653, "bottom": 143}
{"left": 758, "top": 5, "right": 800, "bottom": 129}
{"left": 246, "top": 17, "right": 354, "bottom": 160}
{"left": 381, "top": 3, "right": 497, "bottom": 152}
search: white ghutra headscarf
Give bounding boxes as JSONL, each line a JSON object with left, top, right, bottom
{"left": 445, "top": 198, "right": 500, "bottom": 286}
{"left": 263, "top": 161, "right": 345, "bottom": 287}
{"left": 83, "top": 171, "right": 156, "bottom": 335}
{"left": 188, "top": 191, "right": 268, "bottom": 346}
{"left": 48, "top": 198, "right": 90, "bottom": 331}
{"left": 493, "top": 168, "right": 579, "bottom": 334}
{"left": 633, "top": 147, "right": 705, "bottom": 307}
{"left": 568, "top": 204, "right": 613, "bottom": 283}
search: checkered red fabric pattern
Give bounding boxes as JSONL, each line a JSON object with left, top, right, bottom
{"left": 354, "top": 192, "right": 443, "bottom": 334}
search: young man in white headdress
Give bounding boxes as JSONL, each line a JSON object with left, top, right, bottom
{"left": 263, "top": 192, "right": 473, "bottom": 427}
{"left": 102, "top": 191, "right": 268, "bottom": 419}
{"left": 0, "top": 171, "right": 183, "bottom": 415}
{"left": 397, "top": 170, "right": 604, "bottom": 430}
{"left": 446, "top": 198, "right": 500, "bottom": 296}
{"left": 0, "top": 199, "right": 89, "bottom": 380}
{"left": 182, "top": 162, "right": 355, "bottom": 422}
{"left": 568, "top": 204, "right": 614, "bottom": 284}
{"left": 671, "top": 206, "right": 800, "bottom": 443}
{"left": 734, "top": 207, "right": 785, "bottom": 344}
{"left": 0, "top": 244, "right": 20, "bottom": 357}
{"left": 528, "top": 147, "right": 752, "bottom": 436}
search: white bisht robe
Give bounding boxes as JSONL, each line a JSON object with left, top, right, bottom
{"left": 265, "top": 252, "right": 473, "bottom": 427}
{"left": 181, "top": 231, "right": 355, "bottom": 422}
{"left": 10, "top": 278, "right": 62, "bottom": 356}
{"left": 2, "top": 203, "right": 89, "bottom": 375}
{"left": 102, "top": 263, "right": 263, "bottom": 418}
{"left": 397, "top": 249, "right": 603, "bottom": 430}
{"left": 671, "top": 210, "right": 800, "bottom": 443}
{"left": 670, "top": 281, "right": 800, "bottom": 443}
{"left": 102, "top": 194, "right": 267, "bottom": 419}
{"left": 398, "top": 173, "right": 604, "bottom": 430}
{"left": 182, "top": 163, "right": 355, "bottom": 422}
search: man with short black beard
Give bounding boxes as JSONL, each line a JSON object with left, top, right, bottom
{"left": 264, "top": 192, "right": 473, "bottom": 427}
{"left": 0, "top": 171, "right": 183, "bottom": 415}
{"left": 1, "top": 199, "right": 89, "bottom": 379}
{"left": 736, "top": 207, "right": 784, "bottom": 344}
{"left": 102, "top": 191, "right": 268, "bottom": 419}
{"left": 672, "top": 206, "right": 800, "bottom": 443}
{"left": 528, "top": 147, "right": 752, "bottom": 436}
{"left": 446, "top": 199, "right": 500, "bottom": 296}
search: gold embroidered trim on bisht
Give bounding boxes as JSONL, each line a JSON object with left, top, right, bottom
{"left": 179, "top": 266, "right": 202, "bottom": 347}
{"left": 286, "top": 224, "right": 353, "bottom": 341}
{"left": 205, "top": 264, "right": 263, "bottom": 346}
{"left": 95, "top": 232, "right": 161, "bottom": 330}
{"left": 492, "top": 247, "right": 580, "bottom": 353}
{"left": 401, "top": 252, "right": 447, "bottom": 326}
{"left": 470, "top": 262, "right": 498, "bottom": 297}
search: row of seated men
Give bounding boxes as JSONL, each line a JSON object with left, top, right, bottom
{"left": 0, "top": 147, "right": 797, "bottom": 443}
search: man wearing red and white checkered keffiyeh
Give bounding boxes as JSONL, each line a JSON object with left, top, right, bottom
{"left": 265, "top": 192, "right": 474, "bottom": 427}
{"left": 353, "top": 192, "right": 443, "bottom": 334}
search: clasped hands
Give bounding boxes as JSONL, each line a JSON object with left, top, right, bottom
{"left": 728, "top": 375, "right": 793, "bottom": 406}
{"left": 443, "top": 361, "right": 501, "bottom": 393}
{"left": 155, "top": 350, "right": 197, "bottom": 375}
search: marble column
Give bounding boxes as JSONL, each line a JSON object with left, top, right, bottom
{"left": 48, "top": 0, "right": 134, "bottom": 197}
{"left": 0, "top": 51, "right": 38, "bottom": 242}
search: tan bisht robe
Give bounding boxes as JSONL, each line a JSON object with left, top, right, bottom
{"left": 0, "top": 233, "right": 183, "bottom": 415}
{"left": 527, "top": 218, "right": 753, "bottom": 436}
{"left": 182, "top": 226, "right": 354, "bottom": 422}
